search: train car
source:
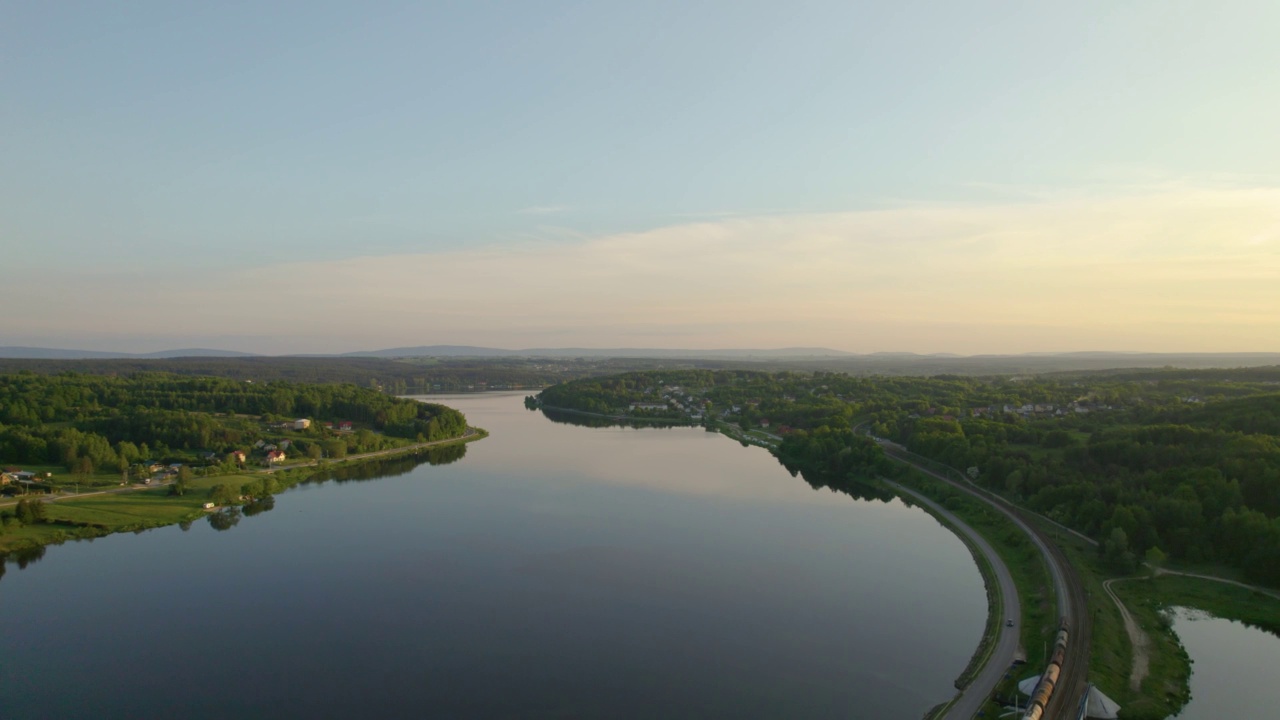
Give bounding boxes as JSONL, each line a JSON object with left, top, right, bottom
{"left": 1022, "top": 621, "right": 1072, "bottom": 720}
{"left": 1050, "top": 644, "right": 1066, "bottom": 668}
{"left": 1030, "top": 679, "right": 1054, "bottom": 710}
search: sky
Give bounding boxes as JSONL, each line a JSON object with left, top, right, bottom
{"left": 3, "top": 1, "right": 1278, "bottom": 354}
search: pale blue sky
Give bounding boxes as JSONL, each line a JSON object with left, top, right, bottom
{"left": 3, "top": 1, "right": 1278, "bottom": 352}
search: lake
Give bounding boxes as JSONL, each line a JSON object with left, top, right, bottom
{"left": 1, "top": 392, "right": 986, "bottom": 719}
{"left": 1168, "top": 606, "right": 1280, "bottom": 719}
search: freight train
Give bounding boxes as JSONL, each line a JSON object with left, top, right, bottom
{"left": 1021, "top": 620, "right": 1070, "bottom": 720}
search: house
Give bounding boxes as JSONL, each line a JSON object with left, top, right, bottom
{"left": 254, "top": 439, "right": 266, "bottom": 449}
{"left": 229, "top": 450, "right": 246, "bottom": 463}
{"left": 278, "top": 439, "right": 291, "bottom": 449}
{"left": 266, "top": 449, "right": 286, "bottom": 464}
{"left": 293, "top": 418, "right": 311, "bottom": 430}
{"left": 337, "top": 421, "right": 354, "bottom": 431}
{"left": 0, "top": 473, "right": 12, "bottom": 485}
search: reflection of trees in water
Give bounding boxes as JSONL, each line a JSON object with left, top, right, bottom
{"left": 207, "top": 507, "right": 241, "bottom": 531}
{"left": 306, "top": 444, "right": 468, "bottom": 486}
{"left": 1, "top": 544, "right": 47, "bottom": 574}
{"left": 800, "top": 471, "right": 895, "bottom": 503}
{"left": 0, "top": 445, "right": 472, "bottom": 573}
{"left": 540, "top": 405, "right": 890, "bottom": 502}
{"left": 243, "top": 495, "right": 276, "bottom": 517}
{"left": 539, "top": 407, "right": 683, "bottom": 430}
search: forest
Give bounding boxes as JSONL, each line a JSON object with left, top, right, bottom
{"left": 0, "top": 372, "right": 467, "bottom": 479}
{"left": 0, "top": 355, "right": 733, "bottom": 393}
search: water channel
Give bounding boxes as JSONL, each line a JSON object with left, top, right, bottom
{"left": 1, "top": 392, "right": 988, "bottom": 719}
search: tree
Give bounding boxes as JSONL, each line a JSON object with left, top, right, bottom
{"left": 208, "top": 484, "right": 238, "bottom": 506}
{"left": 1103, "top": 527, "right": 1136, "bottom": 573}
{"left": 1144, "top": 546, "right": 1167, "bottom": 578}
{"left": 15, "top": 498, "right": 46, "bottom": 525}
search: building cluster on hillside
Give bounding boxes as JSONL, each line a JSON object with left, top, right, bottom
{"left": 627, "top": 385, "right": 711, "bottom": 421}
{"left": 967, "top": 400, "right": 1117, "bottom": 418}
{"left": 278, "top": 417, "right": 355, "bottom": 432}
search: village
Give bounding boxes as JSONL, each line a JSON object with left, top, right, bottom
{"left": 0, "top": 416, "right": 366, "bottom": 497}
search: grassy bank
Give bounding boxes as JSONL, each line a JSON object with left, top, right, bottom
{"left": 0, "top": 430, "right": 484, "bottom": 559}
{"left": 1016, "top": 511, "right": 1280, "bottom": 719}
{"left": 1105, "top": 573, "right": 1280, "bottom": 719}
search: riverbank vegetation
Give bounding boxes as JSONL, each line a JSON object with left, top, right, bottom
{"left": 537, "top": 367, "right": 1280, "bottom": 588}
{"left": 535, "top": 366, "right": 1280, "bottom": 713}
{"left": 0, "top": 372, "right": 473, "bottom": 557}
{"left": 0, "top": 440, "right": 474, "bottom": 581}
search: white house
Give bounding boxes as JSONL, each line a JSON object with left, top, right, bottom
{"left": 293, "top": 418, "right": 311, "bottom": 430}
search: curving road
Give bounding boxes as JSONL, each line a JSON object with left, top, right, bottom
{"left": 882, "top": 479, "right": 1021, "bottom": 720}
{"left": 876, "top": 440, "right": 1090, "bottom": 719}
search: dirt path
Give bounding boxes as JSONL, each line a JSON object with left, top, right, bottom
{"left": 1156, "top": 568, "right": 1280, "bottom": 601}
{"left": 1103, "top": 577, "right": 1150, "bottom": 692}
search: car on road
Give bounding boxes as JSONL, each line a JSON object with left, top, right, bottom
{"left": 1006, "top": 619, "right": 1015, "bottom": 627}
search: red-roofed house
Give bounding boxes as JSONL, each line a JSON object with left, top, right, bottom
{"left": 266, "top": 450, "right": 286, "bottom": 465}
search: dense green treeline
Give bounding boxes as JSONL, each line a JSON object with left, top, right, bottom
{"left": 774, "top": 427, "right": 896, "bottom": 493}
{"left": 0, "top": 372, "right": 467, "bottom": 476}
{"left": 0, "top": 356, "right": 731, "bottom": 393}
{"left": 539, "top": 366, "right": 1280, "bottom": 587}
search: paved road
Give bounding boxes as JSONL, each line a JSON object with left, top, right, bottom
{"left": 882, "top": 479, "right": 1021, "bottom": 720}
{"left": 878, "top": 441, "right": 1089, "bottom": 719}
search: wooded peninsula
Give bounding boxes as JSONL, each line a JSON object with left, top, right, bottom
{"left": 0, "top": 372, "right": 475, "bottom": 562}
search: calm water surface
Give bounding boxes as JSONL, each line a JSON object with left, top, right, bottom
{"left": 1168, "top": 607, "right": 1280, "bottom": 719}
{"left": 1, "top": 393, "right": 985, "bottom": 719}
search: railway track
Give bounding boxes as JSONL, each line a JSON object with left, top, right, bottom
{"left": 880, "top": 445, "right": 1090, "bottom": 719}
{"left": 1032, "top": 512, "right": 1091, "bottom": 719}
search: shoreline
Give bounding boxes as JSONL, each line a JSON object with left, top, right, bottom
{"left": 0, "top": 428, "right": 486, "bottom": 560}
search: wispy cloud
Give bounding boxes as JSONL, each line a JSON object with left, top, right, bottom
{"left": 8, "top": 186, "right": 1279, "bottom": 354}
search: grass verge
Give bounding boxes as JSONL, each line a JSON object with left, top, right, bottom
{"left": 889, "top": 467, "right": 1056, "bottom": 718}
{"left": 0, "top": 431, "right": 484, "bottom": 558}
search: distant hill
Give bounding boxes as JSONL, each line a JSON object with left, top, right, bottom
{"left": 0, "top": 347, "right": 258, "bottom": 360}
{"left": 517, "top": 347, "right": 855, "bottom": 359}
{"left": 2, "top": 345, "right": 1278, "bottom": 374}
{"left": 337, "top": 345, "right": 855, "bottom": 359}
{"left": 339, "top": 345, "right": 519, "bottom": 358}
{"left": 786, "top": 352, "right": 1280, "bottom": 375}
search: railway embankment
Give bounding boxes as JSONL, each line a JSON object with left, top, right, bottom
{"left": 880, "top": 446, "right": 1090, "bottom": 720}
